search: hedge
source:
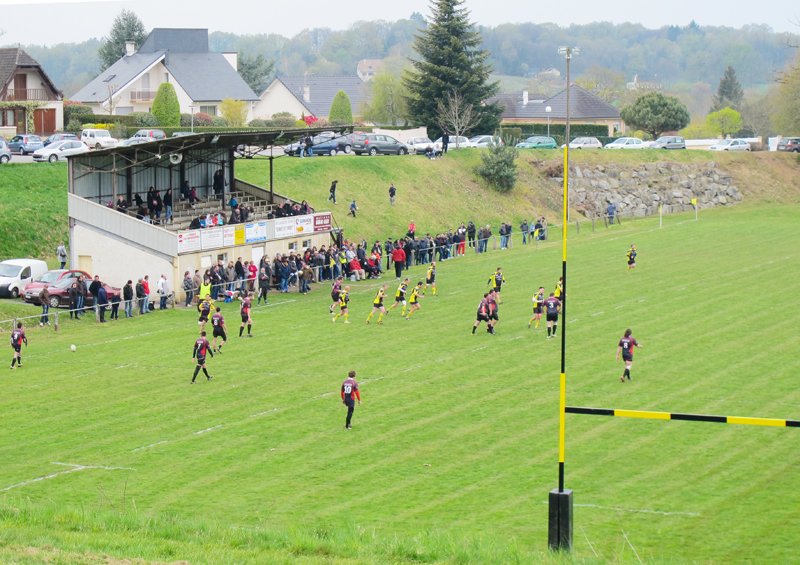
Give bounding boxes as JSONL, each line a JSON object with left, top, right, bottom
{"left": 502, "top": 123, "right": 610, "bottom": 139}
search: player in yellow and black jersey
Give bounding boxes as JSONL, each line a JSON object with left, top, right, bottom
{"left": 388, "top": 278, "right": 409, "bottom": 316}
{"left": 333, "top": 286, "right": 351, "bottom": 323}
{"left": 424, "top": 262, "right": 437, "bottom": 296}
{"left": 488, "top": 267, "right": 505, "bottom": 302}
{"left": 528, "top": 286, "right": 546, "bottom": 329}
{"left": 366, "top": 284, "right": 388, "bottom": 324}
{"left": 405, "top": 281, "right": 424, "bottom": 319}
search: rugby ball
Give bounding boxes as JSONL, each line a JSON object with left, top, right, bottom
{"left": 70, "top": 344, "right": 77, "bottom": 352}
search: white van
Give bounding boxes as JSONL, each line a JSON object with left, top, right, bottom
{"left": 0, "top": 259, "right": 49, "bottom": 299}
{"left": 81, "top": 129, "right": 118, "bottom": 150}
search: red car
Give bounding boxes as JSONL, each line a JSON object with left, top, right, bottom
{"left": 23, "top": 269, "right": 90, "bottom": 305}
{"left": 39, "top": 277, "right": 121, "bottom": 309}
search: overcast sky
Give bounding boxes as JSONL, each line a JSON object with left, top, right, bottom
{"left": 1, "top": 0, "right": 798, "bottom": 46}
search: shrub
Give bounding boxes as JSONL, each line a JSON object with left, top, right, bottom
{"left": 499, "top": 127, "right": 522, "bottom": 145}
{"left": 271, "top": 112, "right": 298, "bottom": 128}
{"left": 63, "top": 103, "right": 94, "bottom": 125}
{"left": 128, "top": 112, "right": 158, "bottom": 127}
{"left": 193, "top": 113, "right": 214, "bottom": 126}
{"left": 66, "top": 118, "right": 84, "bottom": 133}
{"left": 151, "top": 83, "right": 181, "bottom": 127}
{"left": 475, "top": 143, "right": 518, "bottom": 192}
{"left": 219, "top": 98, "right": 248, "bottom": 127}
{"left": 328, "top": 90, "right": 353, "bottom": 125}
{"left": 248, "top": 118, "right": 268, "bottom": 127}
{"left": 211, "top": 116, "right": 228, "bottom": 127}
{"left": 294, "top": 119, "right": 308, "bottom": 129}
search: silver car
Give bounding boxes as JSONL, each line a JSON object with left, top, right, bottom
{"left": 650, "top": 135, "right": 686, "bottom": 149}
{"left": 709, "top": 139, "right": 751, "bottom": 151}
{"left": 566, "top": 137, "right": 603, "bottom": 149}
{"left": 32, "top": 140, "right": 89, "bottom": 162}
{"left": 0, "top": 139, "right": 10, "bottom": 164}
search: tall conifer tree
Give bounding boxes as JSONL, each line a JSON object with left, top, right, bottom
{"left": 710, "top": 66, "right": 744, "bottom": 112}
{"left": 403, "top": 0, "right": 502, "bottom": 136}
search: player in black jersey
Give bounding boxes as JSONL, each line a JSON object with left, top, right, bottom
{"left": 366, "top": 284, "right": 388, "bottom": 324}
{"left": 405, "top": 281, "right": 424, "bottom": 319}
{"left": 191, "top": 331, "right": 214, "bottom": 383}
{"left": 388, "top": 278, "right": 409, "bottom": 316}
{"left": 627, "top": 244, "right": 637, "bottom": 271}
{"left": 239, "top": 292, "right": 253, "bottom": 337}
{"left": 10, "top": 322, "right": 27, "bottom": 369}
{"left": 528, "top": 286, "right": 545, "bottom": 329}
{"left": 543, "top": 292, "right": 561, "bottom": 339}
{"left": 210, "top": 307, "right": 227, "bottom": 352}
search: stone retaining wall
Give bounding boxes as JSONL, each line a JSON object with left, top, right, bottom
{"left": 569, "top": 161, "right": 742, "bottom": 218}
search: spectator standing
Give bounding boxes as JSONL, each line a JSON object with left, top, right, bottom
{"left": 110, "top": 291, "right": 120, "bottom": 320}
{"left": 97, "top": 285, "right": 108, "bottom": 323}
{"left": 213, "top": 169, "right": 225, "bottom": 200}
{"left": 68, "top": 282, "right": 79, "bottom": 319}
{"left": 123, "top": 280, "right": 134, "bottom": 318}
{"left": 300, "top": 262, "right": 313, "bottom": 294}
{"left": 135, "top": 278, "right": 146, "bottom": 314}
{"left": 56, "top": 242, "right": 67, "bottom": 269}
{"left": 39, "top": 287, "right": 50, "bottom": 326}
{"left": 157, "top": 274, "right": 169, "bottom": 309}
{"left": 407, "top": 221, "right": 416, "bottom": 239}
{"left": 234, "top": 258, "right": 245, "bottom": 292}
{"left": 328, "top": 180, "right": 338, "bottom": 204}
{"left": 247, "top": 261, "right": 258, "bottom": 292}
{"left": 142, "top": 275, "right": 151, "bottom": 312}
{"left": 182, "top": 271, "right": 193, "bottom": 307}
{"left": 164, "top": 189, "right": 173, "bottom": 224}
{"left": 520, "top": 220, "right": 529, "bottom": 245}
{"left": 389, "top": 182, "right": 397, "bottom": 206}
{"left": 467, "top": 221, "right": 476, "bottom": 248}
{"left": 349, "top": 200, "right": 358, "bottom": 217}
{"left": 75, "top": 275, "right": 87, "bottom": 317}
{"left": 607, "top": 202, "right": 617, "bottom": 225}
{"left": 391, "top": 245, "right": 406, "bottom": 278}
{"left": 257, "top": 267, "right": 270, "bottom": 304}
{"left": 305, "top": 135, "right": 314, "bottom": 157}
{"left": 88, "top": 275, "right": 102, "bottom": 320}
{"left": 441, "top": 133, "right": 449, "bottom": 154}
{"left": 192, "top": 270, "right": 202, "bottom": 304}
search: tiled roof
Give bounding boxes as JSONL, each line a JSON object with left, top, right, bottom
{"left": 71, "top": 52, "right": 164, "bottom": 103}
{"left": 494, "top": 84, "right": 620, "bottom": 120}
{"left": 274, "top": 75, "right": 369, "bottom": 117}
{"left": 0, "top": 47, "right": 61, "bottom": 97}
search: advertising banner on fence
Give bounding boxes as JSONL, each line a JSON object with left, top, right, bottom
{"left": 275, "top": 215, "right": 313, "bottom": 239}
{"left": 313, "top": 213, "right": 332, "bottom": 232}
{"left": 223, "top": 225, "right": 236, "bottom": 247}
{"left": 245, "top": 221, "right": 268, "bottom": 243}
{"left": 177, "top": 230, "right": 201, "bottom": 253}
{"left": 235, "top": 225, "right": 245, "bottom": 245}
{"left": 201, "top": 227, "right": 224, "bottom": 250}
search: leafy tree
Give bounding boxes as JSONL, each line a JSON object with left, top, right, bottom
{"left": 151, "top": 83, "right": 180, "bottom": 127}
{"left": 679, "top": 121, "right": 715, "bottom": 139}
{"left": 98, "top": 10, "right": 147, "bottom": 71}
{"left": 238, "top": 53, "right": 274, "bottom": 94}
{"left": 475, "top": 143, "right": 518, "bottom": 192}
{"left": 403, "top": 0, "right": 502, "bottom": 137}
{"left": 363, "top": 72, "right": 408, "bottom": 126}
{"left": 773, "top": 53, "right": 800, "bottom": 134}
{"left": 328, "top": 90, "right": 353, "bottom": 124}
{"left": 620, "top": 92, "right": 690, "bottom": 139}
{"left": 219, "top": 99, "right": 248, "bottom": 127}
{"left": 705, "top": 107, "right": 743, "bottom": 137}
{"left": 710, "top": 66, "right": 744, "bottom": 112}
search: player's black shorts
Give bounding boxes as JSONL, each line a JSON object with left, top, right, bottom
{"left": 213, "top": 327, "right": 226, "bottom": 339}
{"left": 622, "top": 354, "right": 633, "bottom": 362}
{"left": 628, "top": 259, "right": 636, "bottom": 265}
{"left": 373, "top": 301, "right": 383, "bottom": 308}
{"left": 426, "top": 277, "right": 435, "bottom": 284}
{"left": 476, "top": 313, "right": 489, "bottom": 322}
{"left": 495, "top": 283, "right": 502, "bottom": 292}
{"left": 241, "top": 311, "right": 250, "bottom": 323}
{"left": 546, "top": 312, "right": 558, "bottom": 322}
{"left": 343, "top": 397, "right": 355, "bottom": 408}
{"left": 331, "top": 292, "right": 340, "bottom": 301}
{"left": 490, "top": 313, "right": 499, "bottom": 321}
{"left": 395, "top": 296, "right": 405, "bottom": 302}
{"left": 196, "top": 355, "right": 206, "bottom": 365}
{"left": 198, "top": 314, "right": 208, "bottom": 323}
{"left": 11, "top": 345, "right": 21, "bottom": 353}
{"left": 533, "top": 306, "right": 542, "bottom": 314}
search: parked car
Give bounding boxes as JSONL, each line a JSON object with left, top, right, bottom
{"left": 469, "top": 135, "right": 504, "bottom": 148}
{"left": 407, "top": 136, "right": 434, "bottom": 154}
{"left": 45, "top": 277, "right": 121, "bottom": 309}
{"left": 0, "top": 139, "right": 10, "bottom": 164}
{"left": 32, "top": 139, "right": 89, "bottom": 162}
{"left": 311, "top": 134, "right": 354, "bottom": 156}
{"left": 352, "top": 133, "right": 408, "bottom": 156}
{"left": 119, "top": 138, "right": 151, "bottom": 147}
{"left": 43, "top": 133, "right": 78, "bottom": 147}
{"left": 172, "top": 131, "right": 195, "bottom": 137}
{"left": 7, "top": 134, "right": 44, "bottom": 155}
{"left": 23, "top": 269, "right": 91, "bottom": 304}
{"left": 0, "top": 259, "right": 49, "bottom": 299}
{"left": 650, "top": 135, "right": 686, "bottom": 149}
{"left": 709, "top": 138, "right": 751, "bottom": 151}
{"left": 283, "top": 133, "right": 335, "bottom": 156}
{"left": 131, "top": 129, "right": 167, "bottom": 141}
{"left": 776, "top": 137, "right": 800, "bottom": 152}
{"left": 565, "top": 137, "right": 603, "bottom": 149}
{"left": 432, "top": 135, "right": 471, "bottom": 152}
{"left": 605, "top": 137, "right": 646, "bottom": 150}
{"left": 516, "top": 136, "right": 558, "bottom": 149}
{"left": 81, "top": 129, "right": 118, "bottom": 150}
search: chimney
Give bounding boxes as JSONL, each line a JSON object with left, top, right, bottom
{"left": 125, "top": 41, "right": 136, "bottom": 57}
{"left": 222, "top": 52, "right": 238, "bottom": 71}
{"left": 522, "top": 90, "right": 529, "bottom": 106}
{"left": 303, "top": 85, "right": 311, "bottom": 103}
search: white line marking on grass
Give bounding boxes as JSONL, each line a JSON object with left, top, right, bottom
{"left": 1, "top": 463, "right": 134, "bottom": 492}
{"left": 507, "top": 336, "right": 523, "bottom": 341}
{"left": 249, "top": 408, "right": 279, "bottom": 418}
{"left": 569, "top": 319, "right": 579, "bottom": 323}
{"left": 472, "top": 345, "right": 488, "bottom": 351}
{"left": 313, "top": 392, "right": 336, "bottom": 399}
{"left": 615, "top": 304, "right": 625, "bottom": 309}
{"left": 194, "top": 425, "right": 223, "bottom": 435}
{"left": 622, "top": 530, "right": 643, "bottom": 564}
{"left": 114, "top": 364, "right": 132, "bottom": 370}
{"left": 131, "top": 440, "right": 169, "bottom": 452}
{"left": 402, "top": 364, "right": 422, "bottom": 373}
{"left": 591, "top": 311, "right": 604, "bottom": 317}
{"left": 572, "top": 503, "right": 699, "bottom": 517}
{"left": 638, "top": 298, "right": 647, "bottom": 303}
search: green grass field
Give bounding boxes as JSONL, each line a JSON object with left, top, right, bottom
{"left": 1, "top": 202, "right": 798, "bottom": 563}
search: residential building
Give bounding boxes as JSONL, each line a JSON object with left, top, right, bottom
{"left": 71, "top": 28, "right": 258, "bottom": 120}
{"left": 253, "top": 75, "right": 368, "bottom": 121}
{"left": 491, "top": 84, "right": 623, "bottom": 135}
{"left": 0, "top": 47, "right": 63, "bottom": 136}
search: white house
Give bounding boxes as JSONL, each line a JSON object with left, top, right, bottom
{"left": 72, "top": 28, "right": 259, "bottom": 120}
{"left": 253, "top": 75, "right": 369, "bottom": 121}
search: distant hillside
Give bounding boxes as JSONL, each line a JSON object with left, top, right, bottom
{"left": 7, "top": 20, "right": 796, "bottom": 98}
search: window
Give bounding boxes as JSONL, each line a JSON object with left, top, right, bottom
{"left": 164, "top": 72, "right": 170, "bottom": 83}
{"left": 287, "top": 242, "right": 298, "bottom": 251}
{"left": 200, "top": 105, "right": 217, "bottom": 116}
{"left": 102, "top": 74, "right": 116, "bottom": 83}
{"left": 302, "top": 239, "right": 311, "bottom": 248}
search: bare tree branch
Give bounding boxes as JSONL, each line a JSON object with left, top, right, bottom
{"left": 435, "top": 90, "right": 481, "bottom": 146}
